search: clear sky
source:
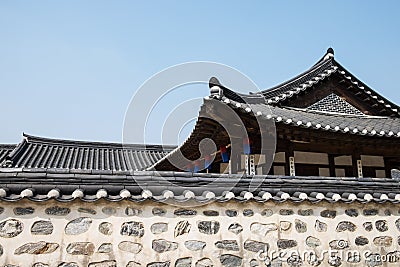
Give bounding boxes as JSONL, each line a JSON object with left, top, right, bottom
{"left": 1, "top": 1, "right": 400, "bottom": 144}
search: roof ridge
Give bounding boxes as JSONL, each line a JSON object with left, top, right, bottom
{"left": 22, "top": 133, "right": 176, "bottom": 150}
{"left": 332, "top": 61, "right": 400, "bottom": 114}
{"left": 0, "top": 144, "right": 17, "bottom": 148}
{"left": 260, "top": 52, "right": 334, "bottom": 96}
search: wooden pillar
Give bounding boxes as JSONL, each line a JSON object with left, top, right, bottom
{"left": 384, "top": 157, "right": 392, "bottom": 178}
{"left": 328, "top": 154, "right": 335, "bottom": 177}
{"left": 229, "top": 138, "right": 241, "bottom": 174}
{"left": 285, "top": 143, "right": 294, "bottom": 176}
{"left": 352, "top": 152, "right": 362, "bottom": 178}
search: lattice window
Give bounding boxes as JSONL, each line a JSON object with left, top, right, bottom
{"left": 307, "top": 93, "right": 364, "bottom": 115}
{"left": 391, "top": 169, "right": 400, "bottom": 179}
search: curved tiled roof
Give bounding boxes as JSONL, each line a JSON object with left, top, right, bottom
{"left": 1, "top": 134, "right": 176, "bottom": 171}
{"left": 219, "top": 97, "right": 400, "bottom": 138}
{"left": 261, "top": 57, "right": 336, "bottom": 100}
{"left": 263, "top": 62, "right": 400, "bottom": 115}
{"left": 233, "top": 49, "right": 400, "bottom": 116}
{"left": 0, "top": 168, "right": 399, "bottom": 203}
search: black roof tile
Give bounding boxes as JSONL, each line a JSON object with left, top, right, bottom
{"left": 1, "top": 134, "right": 176, "bottom": 171}
{"left": 0, "top": 168, "right": 398, "bottom": 203}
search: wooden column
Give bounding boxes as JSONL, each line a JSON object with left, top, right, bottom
{"left": 328, "top": 154, "right": 336, "bottom": 177}
{"left": 229, "top": 138, "right": 241, "bottom": 174}
{"left": 285, "top": 143, "right": 294, "bottom": 176}
{"left": 384, "top": 157, "right": 392, "bottom": 178}
{"left": 352, "top": 151, "right": 362, "bottom": 178}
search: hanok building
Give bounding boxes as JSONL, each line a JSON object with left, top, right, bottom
{"left": 0, "top": 49, "right": 400, "bottom": 267}
{"left": 154, "top": 48, "right": 400, "bottom": 179}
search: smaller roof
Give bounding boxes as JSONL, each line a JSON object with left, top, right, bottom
{"left": 1, "top": 134, "right": 176, "bottom": 171}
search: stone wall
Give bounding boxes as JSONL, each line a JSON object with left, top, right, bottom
{"left": 0, "top": 199, "right": 399, "bottom": 267}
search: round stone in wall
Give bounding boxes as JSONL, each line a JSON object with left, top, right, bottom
{"left": 373, "top": 236, "right": 392, "bottom": 247}
{"left": 99, "top": 222, "right": 113, "bottom": 235}
{"left": 336, "top": 221, "right": 356, "bottom": 232}
{"left": 215, "top": 240, "right": 239, "bottom": 251}
{"left": 175, "top": 257, "right": 192, "bottom": 267}
{"left": 152, "top": 239, "right": 178, "bottom": 253}
{"left": 261, "top": 209, "right": 273, "bottom": 217}
{"left": 0, "top": 244, "right": 3, "bottom": 257}
{"left": 244, "top": 240, "right": 269, "bottom": 253}
{"left": 152, "top": 208, "right": 166, "bottom": 216}
{"left": 320, "top": 210, "right": 336, "bottom": 218}
{"left": 102, "top": 207, "right": 116, "bottom": 215}
{"left": 32, "top": 263, "right": 49, "bottom": 267}
{"left": 384, "top": 209, "right": 392, "bottom": 216}
{"left": 184, "top": 240, "right": 206, "bottom": 251}
{"left": 14, "top": 242, "right": 59, "bottom": 255}
{"left": 375, "top": 220, "right": 388, "bottom": 232}
{"left": 294, "top": 219, "right": 307, "bottom": 233}
{"left": 228, "top": 223, "right": 243, "bottom": 234}
{"left": 78, "top": 207, "right": 96, "bottom": 215}
{"left": 66, "top": 242, "right": 95, "bottom": 255}
{"left": 0, "top": 219, "right": 23, "bottom": 238}
{"left": 306, "top": 236, "right": 321, "bottom": 248}
{"left": 243, "top": 209, "right": 254, "bottom": 217}
{"left": 347, "top": 253, "right": 361, "bottom": 263}
{"left": 147, "top": 262, "right": 170, "bottom": 267}
{"left": 220, "top": 254, "right": 242, "bottom": 267}
{"left": 279, "top": 209, "right": 294, "bottom": 216}
{"left": 277, "top": 239, "right": 297, "bottom": 249}
{"left": 345, "top": 209, "right": 359, "bottom": 217}
{"left": 127, "top": 261, "right": 142, "bottom": 267}
{"left": 88, "top": 260, "right": 116, "bottom": 267}
{"left": 327, "top": 255, "right": 341, "bottom": 267}
{"left": 13, "top": 207, "right": 34, "bottom": 216}
{"left": 203, "top": 210, "right": 219, "bottom": 216}
{"left": 98, "top": 243, "right": 113, "bottom": 253}
{"left": 174, "top": 209, "right": 197, "bottom": 217}
{"left": 315, "top": 220, "right": 327, "bottom": 232}
{"left": 45, "top": 206, "right": 70, "bottom": 216}
{"left": 31, "top": 220, "right": 53, "bottom": 235}
{"left": 125, "top": 207, "right": 142, "bottom": 216}
{"left": 298, "top": 209, "right": 313, "bottom": 216}
{"left": 363, "top": 209, "right": 378, "bottom": 216}
{"left": 195, "top": 258, "right": 213, "bottom": 267}
{"left": 174, "top": 220, "right": 191, "bottom": 237}
{"left": 65, "top": 217, "right": 92, "bottom": 235}
{"left": 58, "top": 263, "right": 79, "bottom": 267}
{"left": 225, "top": 210, "right": 238, "bottom": 217}
{"left": 355, "top": 236, "right": 369, "bottom": 246}
{"left": 121, "top": 221, "right": 144, "bottom": 237}
{"left": 118, "top": 241, "right": 142, "bottom": 254}
{"left": 329, "top": 240, "right": 349, "bottom": 250}
{"left": 363, "top": 222, "right": 373, "bottom": 232}
{"left": 287, "top": 255, "right": 302, "bottom": 267}
{"left": 198, "top": 221, "right": 220, "bottom": 235}
{"left": 151, "top": 223, "right": 168, "bottom": 234}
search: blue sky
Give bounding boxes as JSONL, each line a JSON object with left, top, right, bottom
{"left": 1, "top": 1, "right": 400, "bottom": 144}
